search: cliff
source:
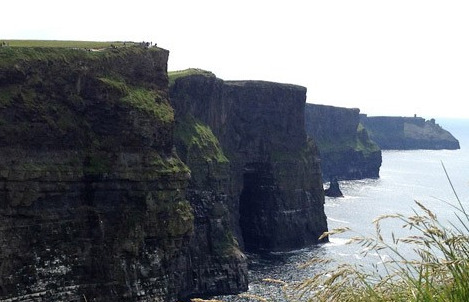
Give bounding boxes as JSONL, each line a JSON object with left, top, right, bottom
{"left": 304, "top": 104, "right": 382, "bottom": 181}
{"left": 172, "top": 109, "right": 248, "bottom": 299}
{"left": 0, "top": 47, "right": 246, "bottom": 301}
{"left": 169, "top": 69, "right": 328, "bottom": 253}
{"left": 360, "top": 115, "right": 460, "bottom": 150}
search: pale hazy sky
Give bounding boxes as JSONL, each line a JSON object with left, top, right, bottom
{"left": 3, "top": 0, "right": 469, "bottom": 118}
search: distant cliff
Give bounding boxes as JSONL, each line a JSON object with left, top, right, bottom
{"left": 0, "top": 47, "right": 247, "bottom": 302}
{"left": 360, "top": 115, "right": 460, "bottom": 150}
{"left": 304, "top": 104, "right": 382, "bottom": 181}
{"left": 169, "top": 69, "right": 328, "bottom": 253}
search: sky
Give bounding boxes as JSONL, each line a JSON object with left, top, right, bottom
{"left": 3, "top": 0, "right": 469, "bottom": 118}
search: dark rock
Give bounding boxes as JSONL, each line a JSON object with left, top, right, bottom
{"left": 360, "top": 115, "right": 460, "bottom": 150}
{"left": 324, "top": 178, "right": 344, "bottom": 197}
{"left": 304, "top": 104, "right": 382, "bottom": 181}
{"left": 173, "top": 113, "right": 248, "bottom": 299}
{"left": 0, "top": 47, "right": 243, "bottom": 302}
{"left": 0, "top": 50, "right": 329, "bottom": 302}
{"left": 170, "top": 71, "right": 328, "bottom": 253}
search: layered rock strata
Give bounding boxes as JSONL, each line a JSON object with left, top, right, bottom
{"left": 169, "top": 69, "right": 328, "bottom": 253}
{"left": 304, "top": 104, "right": 382, "bottom": 181}
{"left": 173, "top": 114, "right": 248, "bottom": 299}
{"left": 0, "top": 47, "right": 247, "bottom": 301}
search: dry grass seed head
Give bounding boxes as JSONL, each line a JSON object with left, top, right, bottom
{"left": 415, "top": 200, "right": 438, "bottom": 220}
{"left": 237, "top": 293, "right": 268, "bottom": 302}
{"left": 297, "top": 257, "right": 332, "bottom": 269}
{"left": 191, "top": 299, "right": 226, "bottom": 302}
{"left": 262, "top": 278, "right": 287, "bottom": 286}
{"left": 318, "top": 227, "right": 351, "bottom": 240}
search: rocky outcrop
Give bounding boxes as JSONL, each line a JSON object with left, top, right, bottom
{"left": 304, "top": 104, "right": 382, "bottom": 181}
{"left": 169, "top": 69, "right": 328, "bottom": 253}
{"left": 360, "top": 115, "right": 460, "bottom": 150}
{"left": 324, "top": 178, "right": 343, "bottom": 198}
{"left": 0, "top": 47, "right": 245, "bottom": 301}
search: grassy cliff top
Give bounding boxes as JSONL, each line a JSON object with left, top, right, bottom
{"left": 1, "top": 40, "right": 136, "bottom": 48}
{"left": 0, "top": 41, "right": 166, "bottom": 71}
{"left": 168, "top": 68, "right": 216, "bottom": 86}
{"left": 0, "top": 40, "right": 173, "bottom": 150}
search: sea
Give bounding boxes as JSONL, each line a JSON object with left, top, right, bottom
{"left": 216, "top": 118, "right": 469, "bottom": 302}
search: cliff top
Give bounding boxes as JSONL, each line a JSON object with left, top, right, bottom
{"left": 0, "top": 40, "right": 166, "bottom": 69}
{"left": 306, "top": 102, "right": 360, "bottom": 113}
{"left": 168, "top": 68, "right": 306, "bottom": 92}
{"left": 0, "top": 44, "right": 172, "bottom": 150}
{"left": 361, "top": 115, "right": 460, "bottom": 150}
{"left": 1, "top": 39, "right": 137, "bottom": 48}
{"left": 225, "top": 80, "right": 306, "bottom": 92}
{"left": 168, "top": 68, "right": 216, "bottom": 86}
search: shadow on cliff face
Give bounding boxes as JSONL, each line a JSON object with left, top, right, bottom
{"left": 239, "top": 161, "right": 328, "bottom": 253}
{"left": 239, "top": 162, "right": 279, "bottom": 252}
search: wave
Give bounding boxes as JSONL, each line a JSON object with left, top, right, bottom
{"left": 327, "top": 217, "right": 350, "bottom": 224}
{"left": 326, "top": 237, "right": 350, "bottom": 246}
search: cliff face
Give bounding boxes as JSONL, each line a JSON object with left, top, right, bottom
{"left": 0, "top": 47, "right": 245, "bottom": 301}
{"left": 360, "top": 115, "right": 460, "bottom": 150}
{"left": 173, "top": 114, "right": 248, "bottom": 298}
{"left": 170, "top": 70, "right": 328, "bottom": 253}
{"left": 304, "top": 104, "right": 382, "bottom": 181}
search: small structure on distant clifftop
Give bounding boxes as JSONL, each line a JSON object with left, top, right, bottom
{"left": 360, "top": 115, "right": 460, "bottom": 150}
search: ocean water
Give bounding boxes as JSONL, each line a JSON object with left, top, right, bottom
{"left": 217, "top": 118, "right": 469, "bottom": 301}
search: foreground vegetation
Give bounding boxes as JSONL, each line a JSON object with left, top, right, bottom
{"left": 194, "top": 165, "right": 469, "bottom": 301}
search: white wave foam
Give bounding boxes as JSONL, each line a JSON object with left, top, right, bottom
{"left": 326, "top": 237, "right": 350, "bottom": 246}
{"left": 327, "top": 217, "right": 350, "bottom": 224}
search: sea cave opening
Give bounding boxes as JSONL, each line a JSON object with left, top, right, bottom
{"left": 239, "top": 162, "right": 278, "bottom": 253}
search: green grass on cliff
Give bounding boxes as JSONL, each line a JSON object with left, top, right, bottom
{"left": 0, "top": 41, "right": 162, "bottom": 69}
{"left": 0, "top": 44, "right": 110, "bottom": 69}
{"left": 99, "top": 77, "right": 174, "bottom": 124}
{"left": 174, "top": 114, "right": 228, "bottom": 164}
{"left": 122, "top": 88, "right": 173, "bottom": 123}
{"left": 356, "top": 123, "right": 381, "bottom": 153}
{"left": 168, "top": 68, "right": 215, "bottom": 86}
{"left": 318, "top": 123, "right": 380, "bottom": 156}
{"left": 1, "top": 39, "right": 134, "bottom": 48}
{"left": 0, "top": 45, "right": 173, "bottom": 151}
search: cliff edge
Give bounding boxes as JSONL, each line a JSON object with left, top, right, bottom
{"left": 0, "top": 47, "right": 246, "bottom": 301}
{"left": 305, "top": 104, "right": 382, "bottom": 180}
{"left": 170, "top": 69, "right": 328, "bottom": 253}
{"left": 360, "top": 115, "right": 460, "bottom": 150}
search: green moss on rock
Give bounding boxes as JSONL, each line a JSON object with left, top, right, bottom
{"left": 149, "top": 152, "right": 190, "bottom": 175}
{"left": 355, "top": 123, "right": 381, "bottom": 155}
{"left": 122, "top": 88, "right": 173, "bottom": 123}
{"left": 316, "top": 123, "right": 379, "bottom": 157}
{"left": 151, "top": 191, "right": 194, "bottom": 237}
{"left": 99, "top": 77, "right": 174, "bottom": 124}
{"left": 174, "top": 114, "right": 228, "bottom": 164}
